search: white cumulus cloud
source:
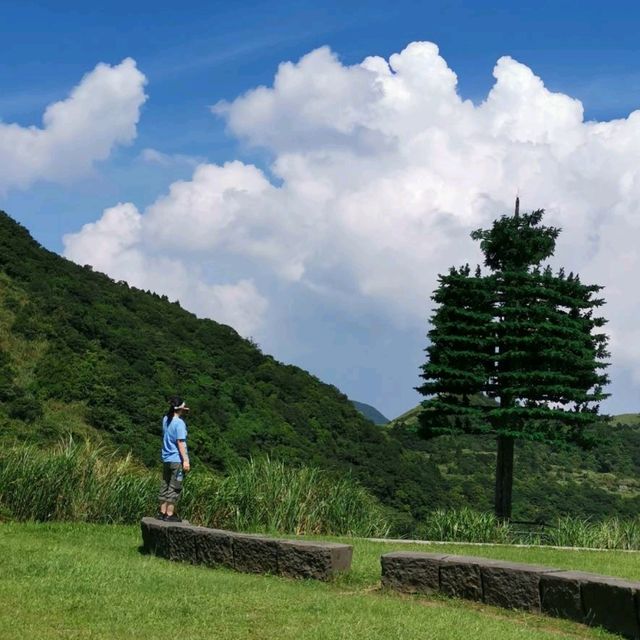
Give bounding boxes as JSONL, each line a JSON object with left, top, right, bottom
{"left": 0, "top": 58, "right": 147, "bottom": 193}
{"left": 63, "top": 201, "right": 268, "bottom": 336}
{"left": 66, "top": 42, "right": 640, "bottom": 388}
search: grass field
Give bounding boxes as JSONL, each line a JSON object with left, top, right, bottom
{"left": 2, "top": 523, "right": 635, "bottom": 639}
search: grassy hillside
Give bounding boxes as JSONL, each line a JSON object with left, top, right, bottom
{"left": 0, "top": 211, "right": 443, "bottom": 530}
{"left": 0, "top": 522, "right": 624, "bottom": 639}
{"left": 388, "top": 403, "right": 640, "bottom": 523}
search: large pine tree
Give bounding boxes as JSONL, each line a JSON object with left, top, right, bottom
{"left": 417, "top": 201, "right": 610, "bottom": 519}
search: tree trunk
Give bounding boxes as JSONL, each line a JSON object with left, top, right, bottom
{"left": 494, "top": 435, "right": 514, "bottom": 520}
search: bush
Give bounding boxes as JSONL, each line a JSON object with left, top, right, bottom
{"left": 8, "top": 395, "right": 44, "bottom": 422}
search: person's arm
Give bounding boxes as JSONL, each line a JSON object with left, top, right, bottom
{"left": 177, "top": 440, "right": 190, "bottom": 472}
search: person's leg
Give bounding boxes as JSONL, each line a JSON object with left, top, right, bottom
{"left": 164, "top": 463, "right": 183, "bottom": 520}
{"left": 158, "top": 463, "right": 173, "bottom": 517}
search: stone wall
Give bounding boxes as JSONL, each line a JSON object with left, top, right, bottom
{"left": 381, "top": 551, "right": 640, "bottom": 639}
{"left": 140, "top": 517, "right": 352, "bottom": 581}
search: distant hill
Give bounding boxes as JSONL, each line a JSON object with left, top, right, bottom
{"left": 610, "top": 414, "right": 640, "bottom": 427}
{"left": 351, "top": 400, "right": 389, "bottom": 425}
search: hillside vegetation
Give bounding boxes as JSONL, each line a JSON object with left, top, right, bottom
{"left": 388, "top": 405, "right": 640, "bottom": 523}
{"left": 0, "top": 211, "right": 440, "bottom": 530}
{"left": 2, "top": 209, "right": 640, "bottom": 531}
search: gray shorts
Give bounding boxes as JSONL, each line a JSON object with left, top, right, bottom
{"left": 158, "top": 462, "right": 184, "bottom": 504}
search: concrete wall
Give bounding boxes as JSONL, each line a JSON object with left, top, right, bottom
{"left": 381, "top": 551, "right": 640, "bottom": 639}
{"left": 140, "top": 517, "right": 352, "bottom": 581}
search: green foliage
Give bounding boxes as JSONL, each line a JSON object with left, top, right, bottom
{"left": 419, "top": 207, "right": 609, "bottom": 441}
{"left": 0, "top": 210, "right": 442, "bottom": 528}
{"left": 470, "top": 208, "right": 559, "bottom": 271}
{"left": 388, "top": 414, "right": 640, "bottom": 524}
{"left": 416, "top": 507, "right": 511, "bottom": 543}
{"left": 546, "top": 516, "right": 640, "bottom": 550}
{"left": 417, "top": 205, "right": 610, "bottom": 517}
{"left": 0, "top": 439, "right": 157, "bottom": 523}
{"left": 0, "top": 439, "right": 389, "bottom": 537}
{"left": 185, "top": 456, "right": 390, "bottom": 536}
{"left": 412, "top": 507, "right": 640, "bottom": 550}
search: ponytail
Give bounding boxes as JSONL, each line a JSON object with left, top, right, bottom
{"left": 165, "top": 395, "right": 182, "bottom": 425}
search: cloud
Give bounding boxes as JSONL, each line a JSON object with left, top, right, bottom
{"left": 139, "top": 147, "right": 203, "bottom": 167}
{"left": 0, "top": 58, "right": 147, "bottom": 193}
{"left": 63, "top": 201, "right": 268, "bottom": 336}
{"left": 66, "top": 42, "right": 640, "bottom": 386}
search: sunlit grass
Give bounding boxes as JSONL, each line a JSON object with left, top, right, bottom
{"left": 0, "top": 522, "right": 620, "bottom": 640}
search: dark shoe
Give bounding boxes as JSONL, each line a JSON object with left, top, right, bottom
{"left": 164, "top": 515, "right": 182, "bottom": 523}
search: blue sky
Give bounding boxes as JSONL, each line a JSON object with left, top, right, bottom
{"left": 3, "top": 0, "right": 640, "bottom": 418}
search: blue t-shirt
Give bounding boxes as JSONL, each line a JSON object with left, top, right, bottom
{"left": 161, "top": 415, "right": 188, "bottom": 463}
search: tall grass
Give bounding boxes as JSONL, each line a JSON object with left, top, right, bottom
{"left": 414, "top": 508, "right": 640, "bottom": 550}
{"left": 187, "top": 457, "right": 389, "bottom": 536}
{"left": 416, "top": 507, "right": 512, "bottom": 544}
{"left": 0, "top": 438, "right": 157, "bottom": 523}
{"left": 545, "top": 515, "right": 640, "bottom": 550}
{"left": 0, "top": 439, "right": 389, "bottom": 537}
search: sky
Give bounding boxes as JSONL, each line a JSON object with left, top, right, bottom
{"left": 2, "top": 0, "right": 640, "bottom": 419}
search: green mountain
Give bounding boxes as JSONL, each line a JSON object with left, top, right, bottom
{"left": 388, "top": 404, "right": 640, "bottom": 523}
{"left": 351, "top": 400, "right": 389, "bottom": 425}
{"left": 0, "top": 211, "right": 443, "bottom": 532}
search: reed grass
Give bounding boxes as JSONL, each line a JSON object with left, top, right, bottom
{"left": 415, "top": 508, "right": 640, "bottom": 550}
{"left": 416, "top": 507, "right": 512, "bottom": 543}
{"left": 0, "top": 438, "right": 389, "bottom": 537}
{"left": 5, "top": 439, "right": 640, "bottom": 549}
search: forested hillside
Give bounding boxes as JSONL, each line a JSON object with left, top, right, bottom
{"left": 0, "top": 211, "right": 441, "bottom": 531}
{"left": 388, "top": 406, "right": 640, "bottom": 522}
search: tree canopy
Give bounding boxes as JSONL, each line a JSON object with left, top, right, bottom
{"left": 417, "top": 203, "right": 610, "bottom": 518}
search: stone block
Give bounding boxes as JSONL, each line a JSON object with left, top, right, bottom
{"left": 439, "top": 559, "right": 482, "bottom": 601}
{"left": 579, "top": 572, "right": 640, "bottom": 639}
{"left": 194, "top": 527, "right": 234, "bottom": 568}
{"left": 380, "top": 552, "right": 448, "bottom": 594}
{"left": 140, "top": 517, "right": 158, "bottom": 553}
{"left": 232, "top": 534, "right": 279, "bottom": 574}
{"left": 277, "top": 539, "right": 352, "bottom": 580}
{"left": 477, "top": 559, "right": 556, "bottom": 612}
{"left": 377, "top": 548, "right": 640, "bottom": 638}
{"left": 140, "top": 519, "right": 354, "bottom": 582}
{"left": 140, "top": 517, "right": 169, "bottom": 557}
{"left": 164, "top": 522, "right": 199, "bottom": 563}
{"left": 539, "top": 571, "right": 586, "bottom": 623}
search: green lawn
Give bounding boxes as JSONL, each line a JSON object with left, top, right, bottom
{"left": 1, "top": 523, "right": 631, "bottom": 640}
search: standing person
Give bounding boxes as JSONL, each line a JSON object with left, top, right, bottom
{"left": 157, "top": 396, "right": 191, "bottom": 522}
